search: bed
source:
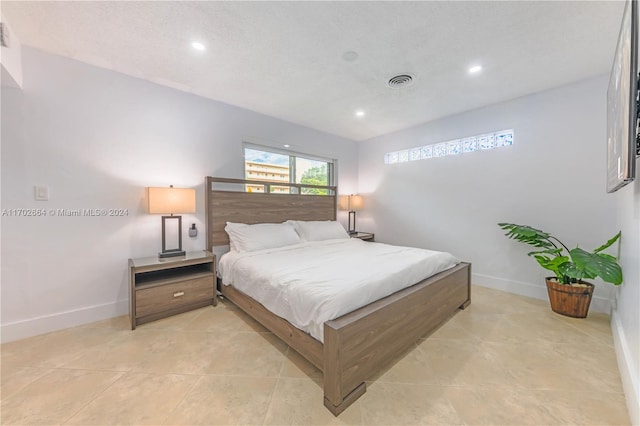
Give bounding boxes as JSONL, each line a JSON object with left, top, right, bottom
{"left": 205, "top": 176, "right": 471, "bottom": 415}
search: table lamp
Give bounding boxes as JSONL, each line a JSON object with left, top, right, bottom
{"left": 148, "top": 185, "right": 196, "bottom": 258}
{"left": 339, "top": 194, "right": 363, "bottom": 234}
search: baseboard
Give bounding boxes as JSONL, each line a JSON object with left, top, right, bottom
{"left": 612, "top": 310, "right": 640, "bottom": 425}
{"left": 472, "top": 272, "right": 611, "bottom": 313}
{"left": 1, "top": 300, "right": 129, "bottom": 343}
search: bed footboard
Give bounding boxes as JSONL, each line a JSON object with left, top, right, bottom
{"left": 221, "top": 284, "right": 324, "bottom": 369}
{"left": 322, "top": 262, "right": 471, "bottom": 415}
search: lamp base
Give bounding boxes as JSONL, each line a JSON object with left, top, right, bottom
{"left": 159, "top": 215, "right": 185, "bottom": 259}
{"left": 348, "top": 211, "right": 357, "bottom": 234}
{"left": 158, "top": 250, "right": 186, "bottom": 259}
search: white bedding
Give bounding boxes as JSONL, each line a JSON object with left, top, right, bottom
{"left": 218, "top": 239, "right": 460, "bottom": 342}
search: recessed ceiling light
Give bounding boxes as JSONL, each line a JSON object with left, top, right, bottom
{"left": 469, "top": 65, "right": 482, "bottom": 74}
{"left": 283, "top": 144, "right": 291, "bottom": 148}
{"left": 191, "top": 42, "right": 206, "bottom": 51}
{"left": 355, "top": 110, "right": 365, "bottom": 117}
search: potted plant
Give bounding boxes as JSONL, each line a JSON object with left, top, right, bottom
{"left": 498, "top": 223, "right": 623, "bottom": 318}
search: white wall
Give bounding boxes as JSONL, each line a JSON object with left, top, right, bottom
{"left": 359, "top": 75, "right": 640, "bottom": 421}
{"left": 613, "top": 177, "right": 640, "bottom": 425}
{"left": 358, "top": 76, "right": 618, "bottom": 312}
{"left": 0, "top": 47, "right": 359, "bottom": 342}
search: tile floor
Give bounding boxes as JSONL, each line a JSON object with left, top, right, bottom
{"left": 0, "top": 285, "right": 630, "bottom": 425}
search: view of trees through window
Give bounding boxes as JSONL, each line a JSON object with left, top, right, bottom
{"left": 244, "top": 147, "right": 332, "bottom": 195}
{"left": 300, "top": 164, "right": 328, "bottom": 195}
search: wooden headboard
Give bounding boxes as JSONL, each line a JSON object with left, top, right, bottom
{"left": 205, "top": 177, "right": 337, "bottom": 248}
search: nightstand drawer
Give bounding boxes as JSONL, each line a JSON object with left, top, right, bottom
{"left": 136, "top": 275, "right": 214, "bottom": 317}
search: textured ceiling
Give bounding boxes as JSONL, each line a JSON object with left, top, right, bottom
{"left": 2, "top": 1, "right": 625, "bottom": 141}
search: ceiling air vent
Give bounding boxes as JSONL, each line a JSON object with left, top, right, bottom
{"left": 387, "top": 74, "right": 414, "bottom": 88}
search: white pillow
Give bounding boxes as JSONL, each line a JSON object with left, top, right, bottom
{"left": 225, "top": 222, "right": 301, "bottom": 252}
{"left": 287, "top": 220, "right": 349, "bottom": 242}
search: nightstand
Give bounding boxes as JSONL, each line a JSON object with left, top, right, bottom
{"left": 350, "top": 232, "right": 375, "bottom": 242}
{"left": 129, "top": 250, "right": 216, "bottom": 329}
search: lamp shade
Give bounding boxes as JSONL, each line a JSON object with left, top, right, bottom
{"left": 349, "top": 195, "right": 363, "bottom": 211}
{"left": 148, "top": 187, "right": 196, "bottom": 214}
{"left": 338, "top": 194, "right": 363, "bottom": 211}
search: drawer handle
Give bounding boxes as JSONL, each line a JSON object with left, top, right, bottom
{"left": 173, "top": 291, "right": 185, "bottom": 298}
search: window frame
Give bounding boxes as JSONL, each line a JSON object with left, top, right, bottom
{"left": 243, "top": 142, "right": 336, "bottom": 194}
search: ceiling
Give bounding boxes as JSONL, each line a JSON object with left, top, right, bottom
{"left": 1, "top": 1, "right": 625, "bottom": 141}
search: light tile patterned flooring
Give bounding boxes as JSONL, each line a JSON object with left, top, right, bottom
{"left": 0, "top": 285, "right": 630, "bottom": 425}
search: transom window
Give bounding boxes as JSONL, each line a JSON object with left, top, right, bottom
{"left": 244, "top": 144, "right": 335, "bottom": 195}
{"left": 384, "top": 129, "right": 514, "bottom": 164}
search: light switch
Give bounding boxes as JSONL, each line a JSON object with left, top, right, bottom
{"left": 34, "top": 186, "right": 49, "bottom": 201}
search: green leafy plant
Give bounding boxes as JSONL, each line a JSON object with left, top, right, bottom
{"left": 498, "top": 223, "right": 623, "bottom": 285}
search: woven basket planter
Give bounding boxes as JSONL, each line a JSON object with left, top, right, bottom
{"left": 545, "top": 277, "right": 594, "bottom": 318}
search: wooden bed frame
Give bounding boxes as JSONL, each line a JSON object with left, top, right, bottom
{"left": 205, "top": 176, "right": 471, "bottom": 415}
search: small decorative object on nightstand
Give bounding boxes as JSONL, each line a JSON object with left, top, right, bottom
{"left": 350, "top": 232, "right": 374, "bottom": 242}
{"left": 129, "top": 250, "right": 216, "bottom": 329}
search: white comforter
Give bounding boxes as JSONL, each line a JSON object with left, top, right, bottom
{"left": 218, "top": 239, "right": 459, "bottom": 342}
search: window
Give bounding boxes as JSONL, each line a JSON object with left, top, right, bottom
{"left": 244, "top": 144, "right": 334, "bottom": 195}
{"left": 384, "top": 129, "right": 514, "bottom": 164}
